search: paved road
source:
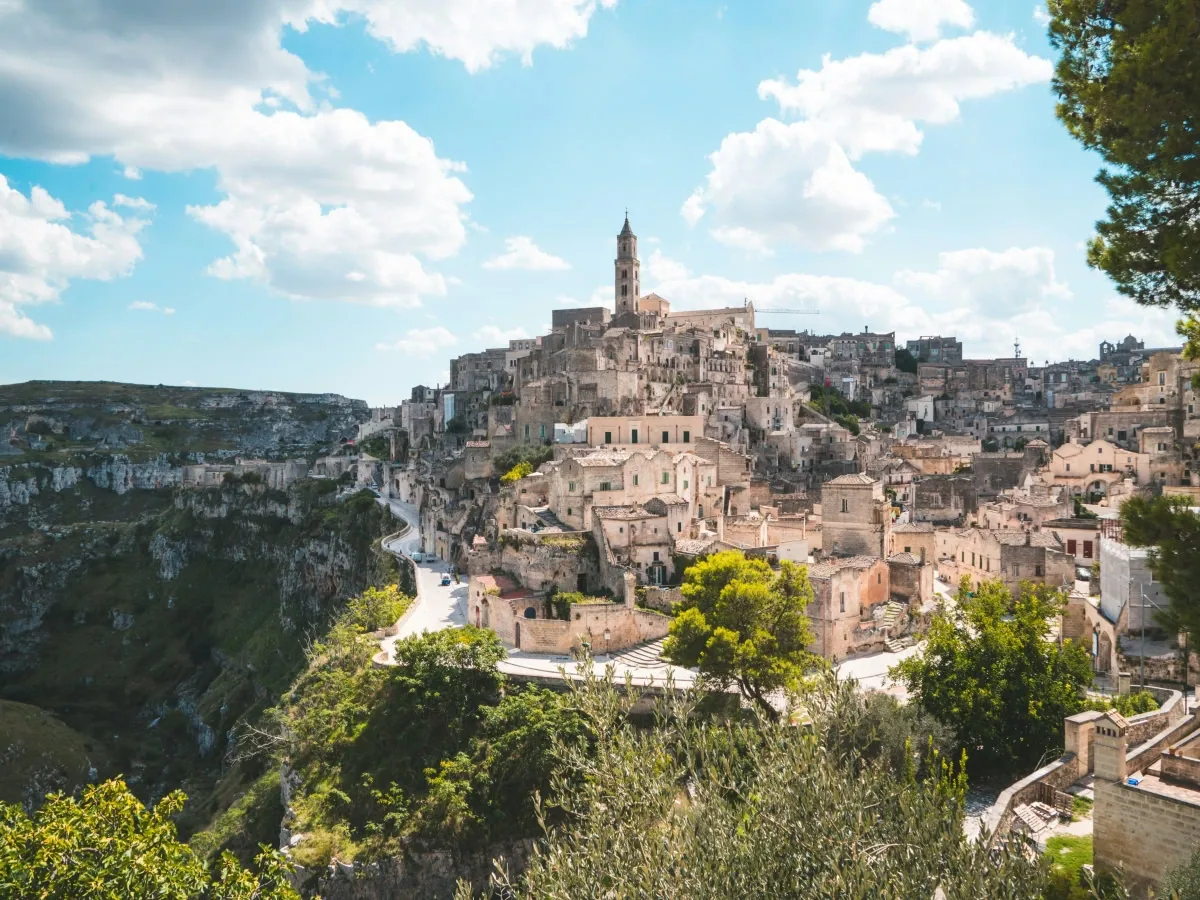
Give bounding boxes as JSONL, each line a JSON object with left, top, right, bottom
{"left": 834, "top": 643, "right": 922, "bottom": 698}
{"left": 376, "top": 498, "right": 466, "bottom": 664}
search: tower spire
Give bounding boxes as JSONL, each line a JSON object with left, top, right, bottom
{"left": 615, "top": 212, "right": 640, "bottom": 315}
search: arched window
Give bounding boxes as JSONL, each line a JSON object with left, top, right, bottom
{"left": 524, "top": 607, "right": 537, "bottom": 619}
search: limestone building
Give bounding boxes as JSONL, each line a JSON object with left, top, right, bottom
{"left": 820, "top": 473, "right": 892, "bottom": 559}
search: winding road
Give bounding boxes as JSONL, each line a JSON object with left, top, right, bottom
{"left": 376, "top": 498, "right": 466, "bottom": 664}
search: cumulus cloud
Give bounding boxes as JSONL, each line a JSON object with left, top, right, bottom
{"left": 472, "top": 324, "right": 530, "bottom": 345}
{"left": 312, "top": 0, "right": 620, "bottom": 73}
{"left": 129, "top": 301, "right": 175, "bottom": 314}
{"left": 685, "top": 23, "right": 1050, "bottom": 253}
{"left": 114, "top": 194, "right": 155, "bottom": 211}
{"left": 867, "top": 0, "right": 974, "bottom": 42}
{"left": 0, "top": 177, "right": 147, "bottom": 340}
{"left": 376, "top": 325, "right": 459, "bottom": 355}
{"left": 642, "top": 242, "right": 1172, "bottom": 366}
{"left": 0, "top": 1, "right": 615, "bottom": 310}
{"left": 482, "top": 236, "right": 571, "bottom": 271}
{"left": 1033, "top": 5, "right": 1052, "bottom": 27}
{"left": 556, "top": 284, "right": 611, "bottom": 308}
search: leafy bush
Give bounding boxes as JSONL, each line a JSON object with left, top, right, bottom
{"left": 500, "top": 460, "right": 533, "bottom": 484}
{"left": 1084, "top": 690, "right": 1159, "bottom": 717}
{"left": 469, "top": 673, "right": 1046, "bottom": 899}
{"left": 0, "top": 780, "right": 298, "bottom": 899}
{"left": 344, "top": 584, "right": 412, "bottom": 632}
{"left": 494, "top": 444, "right": 554, "bottom": 475}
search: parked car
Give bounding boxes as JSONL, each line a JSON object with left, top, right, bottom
{"left": 1077, "top": 565, "right": 1092, "bottom": 582}
{"left": 440, "top": 574, "right": 452, "bottom": 587}
{"left": 410, "top": 551, "right": 424, "bottom": 563}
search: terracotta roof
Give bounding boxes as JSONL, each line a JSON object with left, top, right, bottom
{"left": 647, "top": 494, "right": 688, "bottom": 506}
{"left": 465, "top": 441, "right": 490, "bottom": 448}
{"left": 674, "top": 538, "right": 717, "bottom": 556}
{"left": 893, "top": 522, "right": 934, "bottom": 533}
{"left": 807, "top": 555, "right": 880, "bottom": 579}
{"left": 826, "top": 473, "right": 877, "bottom": 486}
{"left": 888, "top": 552, "right": 922, "bottom": 565}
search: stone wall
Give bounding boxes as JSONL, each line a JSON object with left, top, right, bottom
{"left": 1094, "top": 778, "right": 1200, "bottom": 892}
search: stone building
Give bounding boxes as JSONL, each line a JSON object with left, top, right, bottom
{"left": 937, "top": 528, "right": 1075, "bottom": 595}
{"left": 912, "top": 474, "right": 977, "bottom": 524}
{"left": 1094, "top": 712, "right": 1200, "bottom": 895}
{"left": 890, "top": 521, "right": 936, "bottom": 563}
{"left": 820, "top": 473, "right": 892, "bottom": 559}
{"left": 805, "top": 556, "right": 894, "bottom": 659}
{"left": 906, "top": 335, "right": 962, "bottom": 364}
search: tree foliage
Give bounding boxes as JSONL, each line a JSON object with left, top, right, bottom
{"left": 894, "top": 579, "right": 1093, "bottom": 775}
{"left": 0, "top": 780, "right": 298, "bottom": 900}
{"left": 467, "top": 673, "right": 1046, "bottom": 900}
{"left": 1122, "top": 494, "right": 1200, "bottom": 650}
{"left": 1049, "top": 0, "right": 1200, "bottom": 357}
{"left": 1163, "top": 847, "right": 1200, "bottom": 900}
{"left": 664, "top": 551, "right": 818, "bottom": 715}
{"left": 494, "top": 444, "right": 554, "bottom": 475}
{"left": 895, "top": 347, "right": 919, "bottom": 374}
{"left": 499, "top": 460, "right": 533, "bottom": 484}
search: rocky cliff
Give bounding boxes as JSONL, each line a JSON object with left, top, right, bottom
{"left": 0, "top": 382, "right": 395, "bottom": 831}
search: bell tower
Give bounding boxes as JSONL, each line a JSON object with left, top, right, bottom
{"left": 615, "top": 212, "right": 640, "bottom": 316}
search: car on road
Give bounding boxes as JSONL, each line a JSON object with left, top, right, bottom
{"left": 410, "top": 551, "right": 424, "bottom": 563}
{"left": 440, "top": 574, "right": 452, "bottom": 586}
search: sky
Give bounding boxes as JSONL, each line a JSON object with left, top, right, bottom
{"left": 0, "top": 0, "right": 1181, "bottom": 406}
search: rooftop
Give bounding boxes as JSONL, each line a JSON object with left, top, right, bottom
{"left": 887, "top": 552, "right": 923, "bottom": 565}
{"left": 893, "top": 522, "right": 934, "bottom": 533}
{"left": 593, "top": 505, "right": 657, "bottom": 521}
{"left": 826, "top": 472, "right": 877, "bottom": 486}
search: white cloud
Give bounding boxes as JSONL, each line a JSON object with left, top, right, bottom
{"left": 867, "top": 0, "right": 974, "bottom": 43}
{"left": 0, "top": 1, "right": 614, "bottom": 310}
{"left": 642, "top": 241, "right": 1176, "bottom": 366}
{"left": 758, "top": 33, "right": 1052, "bottom": 158}
{"left": 376, "top": 325, "right": 459, "bottom": 355}
{"left": 645, "top": 249, "right": 692, "bottom": 282}
{"left": 482, "top": 236, "right": 571, "bottom": 271}
{"left": 472, "top": 325, "right": 529, "bottom": 345}
{"left": 129, "top": 300, "right": 175, "bottom": 315}
{"left": 922, "top": 198, "right": 942, "bottom": 211}
{"left": 0, "top": 177, "right": 146, "bottom": 340}
{"left": 686, "top": 29, "right": 1050, "bottom": 253}
{"left": 687, "top": 119, "right": 896, "bottom": 253}
{"left": 1033, "top": 5, "right": 1051, "bottom": 27}
{"left": 314, "top": 0, "right": 620, "bottom": 73}
{"left": 556, "top": 284, "right": 611, "bottom": 308}
{"left": 895, "top": 246, "right": 1071, "bottom": 314}
{"left": 114, "top": 194, "right": 155, "bottom": 211}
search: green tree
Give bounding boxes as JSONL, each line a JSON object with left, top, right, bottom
{"left": 344, "top": 584, "right": 412, "bottom": 632}
{"left": 894, "top": 579, "right": 1093, "bottom": 775}
{"left": 465, "top": 673, "right": 1046, "bottom": 900}
{"left": 500, "top": 460, "right": 533, "bottom": 484}
{"left": 1049, "top": 0, "right": 1200, "bottom": 359}
{"left": 895, "top": 347, "right": 919, "bottom": 374}
{"left": 1163, "top": 848, "right": 1200, "bottom": 900}
{"left": 1122, "top": 495, "right": 1200, "bottom": 651}
{"left": 0, "top": 780, "right": 298, "bottom": 900}
{"left": 664, "top": 551, "right": 817, "bottom": 716}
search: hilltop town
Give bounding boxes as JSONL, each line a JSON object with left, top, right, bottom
{"left": 342, "top": 217, "right": 1196, "bottom": 672}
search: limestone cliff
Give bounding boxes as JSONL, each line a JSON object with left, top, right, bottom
{"left": 0, "top": 381, "right": 395, "bottom": 829}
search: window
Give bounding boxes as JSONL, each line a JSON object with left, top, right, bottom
{"left": 1035, "top": 564, "right": 1044, "bottom": 577}
{"left": 524, "top": 424, "right": 530, "bottom": 440}
{"left": 662, "top": 430, "right": 670, "bottom": 444}
{"left": 683, "top": 430, "right": 691, "bottom": 443}
{"left": 632, "top": 474, "right": 639, "bottom": 486}
{"left": 1083, "top": 540, "right": 1093, "bottom": 559}
{"left": 677, "top": 522, "right": 682, "bottom": 532}
{"left": 569, "top": 481, "right": 577, "bottom": 492}
{"left": 661, "top": 472, "right": 670, "bottom": 484}
{"left": 683, "top": 480, "right": 689, "bottom": 490}
{"left": 904, "top": 546, "right": 911, "bottom": 554}
{"left": 603, "top": 431, "right": 612, "bottom": 444}
{"left": 599, "top": 481, "right": 611, "bottom": 491}
{"left": 839, "top": 592, "right": 845, "bottom": 614}
{"left": 1013, "top": 564, "right": 1020, "bottom": 577}
{"left": 1066, "top": 464, "right": 1071, "bottom": 472}
{"left": 877, "top": 573, "right": 882, "bottom": 584}
{"left": 1160, "top": 372, "right": 1166, "bottom": 385}
{"left": 652, "top": 551, "right": 660, "bottom": 562}
{"left": 971, "top": 552, "right": 976, "bottom": 567}
{"left": 631, "top": 429, "right": 639, "bottom": 444}
{"left": 841, "top": 498, "right": 849, "bottom": 513}
{"left": 621, "top": 285, "right": 628, "bottom": 297}
{"left": 567, "top": 508, "right": 572, "bottom": 516}
{"left": 1067, "top": 539, "right": 1077, "bottom": 555}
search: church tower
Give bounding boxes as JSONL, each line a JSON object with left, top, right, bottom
{"left": 615, "top": 213, "right": 640, "bottom": 316}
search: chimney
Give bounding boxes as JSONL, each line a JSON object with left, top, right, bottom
{"left": 1094, "top": 713, "right": 1129, "bottom": 783}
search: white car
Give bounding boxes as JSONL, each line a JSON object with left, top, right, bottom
{"left": 410, "top": 551, "right": 424, "bottom": 563}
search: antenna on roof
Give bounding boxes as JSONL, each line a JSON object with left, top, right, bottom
{"left": 1014, "top": 337, "right": 1021, "bottom": 359}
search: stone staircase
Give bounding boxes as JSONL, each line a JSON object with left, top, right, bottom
{"left": 881, "top": 600, "right": 906, "bottom": 629}
{"left": 885, "top": 635, "right": 915, "bottom": 653}
{"left": 609, "top": 638, "right": 669, "bottom": 669}
{"left": 1012, "top": 801, "right": 1060, "bottom": 835}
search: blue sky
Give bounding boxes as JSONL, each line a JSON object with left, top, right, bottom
{"left": 0, "top": 0, "right": 1178, "bottom": 406}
